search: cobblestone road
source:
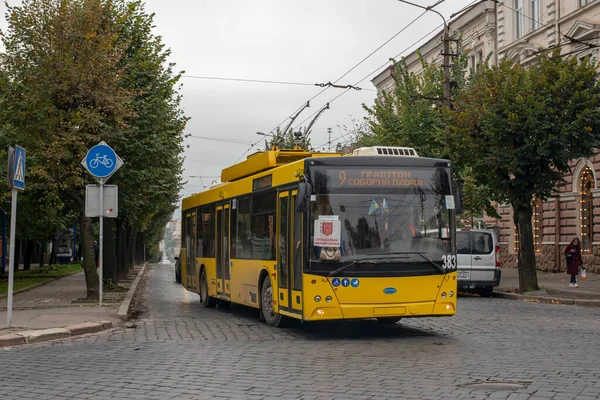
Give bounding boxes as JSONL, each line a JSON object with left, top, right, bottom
{"left": 2, "top": 264, "right": 600, "bottom": 400}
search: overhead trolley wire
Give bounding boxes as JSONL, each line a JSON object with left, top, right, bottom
{"left": 181, "top": 75, "right": 375, "bottom": 91}
{"left": 232, "top": 8, "right": 432, "bottom": 165}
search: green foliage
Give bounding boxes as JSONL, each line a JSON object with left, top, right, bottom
{"left": 361, "top": 43, "right": 493, "bottom": 218}
{"left": 445, "top": 50, "right": 600, "bottom": 205}
{"left": 0, "top": 0, "right": 187, "bottom": 296}
{"left": 444, "top": 49, "right": 600, "bottom": 291}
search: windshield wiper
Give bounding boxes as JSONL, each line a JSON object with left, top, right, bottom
{"left": 328, "top": 258, "right": 375, "bottom": 277}
{"left": 358, "top": 251, "right": 445, "bottom": 274}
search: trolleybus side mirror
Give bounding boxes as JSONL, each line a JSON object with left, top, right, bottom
{"left": 454, "top": 186, "right": 464, "bottom": 215}
{"left": 296, "top": 182, "right": 312, "bottom": 213}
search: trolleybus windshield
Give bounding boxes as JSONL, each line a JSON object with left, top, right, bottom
{"left": 308, "top": 165, "right": 454, "bottom": 276}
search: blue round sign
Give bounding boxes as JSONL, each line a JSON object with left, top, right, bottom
{"left": 85, "top": 143, "right": 117, "bottom": 178}
{"left": 351, "top": 278, "right": 360, "bottom": 288}
{"left": 331, "top": 278, "right": 341, "bottom": 287}
{"left": 341, "top": 278, "right": 350, "bottom": 287}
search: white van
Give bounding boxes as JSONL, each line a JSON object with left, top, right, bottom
{"left": 456, "top": 228, "right": 501, "bottom": 297}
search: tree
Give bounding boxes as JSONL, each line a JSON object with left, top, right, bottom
{"left": 361, "top": 48, "right": 498, "bottom": 219}
{"left": 444, "top": 50, "right": 600, "bottom": 291}
{"left": 1, "top": 0, "right": 135, "bottom": 297}
{"left": 0, "top": 0, "right": 186, "bottom": 298}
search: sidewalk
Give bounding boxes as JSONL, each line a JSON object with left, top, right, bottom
{"left": 0, "top": 264, "right": 146, "bottom": 344}
{"left": 494, "top": 267, "right": 600, "bottom": 306}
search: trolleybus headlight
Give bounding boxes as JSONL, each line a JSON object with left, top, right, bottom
{"left": 449, "top": 291, "right": 454, "bottom": 298}
{"left": 316, "top": 308, "right": 325, "bottom": 316}
{"left": 314, "top": 295, "right": 322, "bottom": 302}
{"left": 325, "top": 296, "right": 332, "bottom": 303}
{"left": 441, "top": 292, "right": 447, "bottom": 299}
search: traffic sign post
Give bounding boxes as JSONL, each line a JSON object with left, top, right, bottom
{"left": 6, "top": 145, "right": 26, "bottom": 328}
{"left": 82, "top": 142, "right": 122, "bottom": 306}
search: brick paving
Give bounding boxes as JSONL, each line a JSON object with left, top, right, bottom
{"left": 0, "top": 264, "right": 599, "bottom": 399}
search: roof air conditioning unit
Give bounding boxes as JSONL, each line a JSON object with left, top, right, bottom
{"left": 352, "top": 146, "right": 418, "bottom": 157}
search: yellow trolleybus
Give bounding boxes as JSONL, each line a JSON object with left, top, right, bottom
{"left": 180, "top": 145, "right": 459, "bottom": 326}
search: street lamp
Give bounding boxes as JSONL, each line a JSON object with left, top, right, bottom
{"left": 396, "top": 0, "right": 451, "bottom": 107}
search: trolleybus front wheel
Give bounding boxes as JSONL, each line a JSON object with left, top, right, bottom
{"left": 261, "top": 277, "right": 283, "bottom": 327}
{"left": 200, "top": 269, "right": 217, "bottom": 308}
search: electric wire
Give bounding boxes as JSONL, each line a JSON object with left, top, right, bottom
{"left": 181, "top": 75, "right": 376, "bottom": 91}
{"left": 186, "top": 135, "right": 253, "bottom": 145}
{"left": 236, "top": 8, "right": 432, "bottom": 163}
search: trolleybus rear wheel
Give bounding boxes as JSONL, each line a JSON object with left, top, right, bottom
{"left": 377, "top": 317, "right": 401, "bottom": 324}
{"left": 200, "top": 269, "right": 217, "bottom": 308}
{"left": 261, "top": 277, "right": 283, "bottom": 327}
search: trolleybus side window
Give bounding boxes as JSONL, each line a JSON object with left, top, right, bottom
{"left": 231, "top": 197, "right": 252, "bottom": 259}
{"left": 198, "top": 206, "right": 215, "bottom": 258}
{"left": 250, "top": 192, "right": 276, "bottom": 260}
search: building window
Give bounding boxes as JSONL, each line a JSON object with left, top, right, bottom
{"left": 580, "top": 0, "right": 596, "bottom": 7}
{"left": 578, "top": 50, "right": 598, "bottom": 66}
{"left": 530, "top": 0, "right": 540, "bottom": 30}
{"left": 533, "top": 197, "right": 543, "bottom": 253}
{"left": 579, "top": 166, "right": 594, "bottom": 252}
{"left": 513, "top": 223, "right": 519, "bottom": 252}
{"left": 515, "top": 0, "right": 524, "bottom": 39}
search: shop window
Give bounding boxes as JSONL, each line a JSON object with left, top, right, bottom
{"left": 579, "top": 166, "right": 594, "bottom": 252}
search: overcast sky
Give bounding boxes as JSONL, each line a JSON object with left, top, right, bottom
{"left": 2, "top": 0, "right": 475, "bottom": 207}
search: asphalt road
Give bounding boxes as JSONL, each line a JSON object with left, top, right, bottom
{"left": 1, "top": 263, "right": 600, "bottom": 400}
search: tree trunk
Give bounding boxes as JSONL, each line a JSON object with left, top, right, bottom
{"left": 128, "top": 230, "right": 136, "bottom": 269}
{"left": 14, "top": 238, "right": 21, "bottom": 272}
{"left": 135, "top": 236, "right": 144, "bottom": 265}
{"left": 23, "top": 240, "right": 33, "bottom": 270}
{"left": 79, "top": 205, "right": 99, "bottom": 299}
{"left": 103, "top": 218, "right": 118, "bottom": 284}
{"left": 49, "top": 238, "right": 57, "bottom": 265}
{"left": 514, "top": 203, "right": 539, "bottom": 292}
{"left": 116, "top": 219, "right": 126, "bottom": 280}
{"left": 39, "top": 241, "right": 45, "bottom": 268}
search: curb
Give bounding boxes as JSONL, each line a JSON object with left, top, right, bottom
{"left": 117, "top": 263, "right": 147, "bottom": 321}
{"left": 0, "top": 320, "right": 113, "bottom": 347}
{"left": 493, "top": 291, "right": 600, "bottom": 307}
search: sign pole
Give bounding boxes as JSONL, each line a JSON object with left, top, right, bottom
{"left": 99, "top": 179, "right": 104, "bottom": 306}
{"left": 7, "top": 188, "right": 17, "bottom": 328}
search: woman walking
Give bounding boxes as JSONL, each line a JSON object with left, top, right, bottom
{"left": 565, "top": 237, "right": 583, "bottom": 288}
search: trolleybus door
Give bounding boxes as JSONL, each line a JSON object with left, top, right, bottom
{"left": 185, "top": 211, "right": 197, "bottom": 291}
{"left": 277, "top": 191, "right": 302, "bottom": 317}
{"left": 216, "top": 204, "right": 231, "bottom": 298}
{"left": 290, "top": 191, "right": 303, "bottom": 316}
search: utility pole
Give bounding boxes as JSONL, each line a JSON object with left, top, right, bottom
{"left": 441, "top": 25, "right": 452, "bottom": 108}
{"left": 327, "top": 128, "right": 332, "bottom": 152}
{"left": 397, "top": 1, "right": 452, "bottom": 106}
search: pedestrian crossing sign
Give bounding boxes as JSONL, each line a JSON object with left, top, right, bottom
{"left": 11, "top": 145, "right": 26, "bottom": 190}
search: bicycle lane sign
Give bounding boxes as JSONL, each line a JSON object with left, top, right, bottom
{"left": 82, "top": 141, "right": 123, "bottom": 180}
